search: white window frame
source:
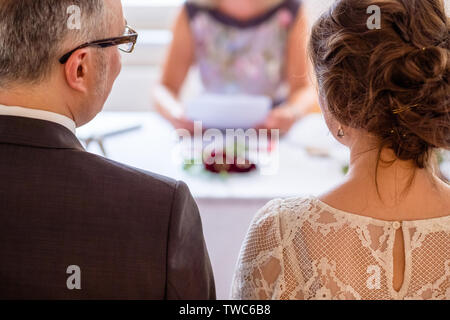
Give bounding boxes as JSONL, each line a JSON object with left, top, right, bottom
{"left": 123, "top": 0, "right": 183, "bottom": 30}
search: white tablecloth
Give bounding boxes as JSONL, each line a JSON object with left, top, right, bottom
{"left": 77, "top": 112, "right": 350, "bottom": 197}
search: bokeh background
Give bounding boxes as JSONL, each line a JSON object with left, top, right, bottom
{"left": 104, "top": 0, "right": 335, "bottom": 112}
{"left": 105, "top": 0, "right": 450, "bottom": 113}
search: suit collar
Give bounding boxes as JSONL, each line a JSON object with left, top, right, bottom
{"left": 0, "top": 104, "right": 76, "bottom": 134}
{"left": 0, "top": 115, "right": 85, "bottom": 151}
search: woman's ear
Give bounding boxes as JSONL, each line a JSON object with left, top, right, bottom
{"left": 63, "top": 48, "right": 90, "bottom": 93}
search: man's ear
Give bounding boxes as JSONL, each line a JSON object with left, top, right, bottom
{"left": 64, "top": 48, "right": 91, "bottom": 93}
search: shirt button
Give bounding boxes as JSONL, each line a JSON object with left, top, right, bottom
{"left": 392, "top": 221, "right": 401, "bottom": 230}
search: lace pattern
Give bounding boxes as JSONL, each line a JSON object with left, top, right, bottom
{"left": 231, "top": 197, "right": 450, "bottom": 300}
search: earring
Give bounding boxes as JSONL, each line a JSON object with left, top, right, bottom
{"left": 337, "top": 127, "right": 345, "bottom": 138}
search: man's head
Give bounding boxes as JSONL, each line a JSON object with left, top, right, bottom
{"left": 0, "top": 0, "right": 125, "bottom": 126}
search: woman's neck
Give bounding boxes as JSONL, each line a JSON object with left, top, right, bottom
{"left": 343, "top": 140, "right": 449, "bottom": 218}
{"left": 217, "top": 0, "right": 275, "bottom": 21}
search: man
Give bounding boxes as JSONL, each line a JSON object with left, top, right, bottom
{"left": 0, "top": 0, "right": 215, "bottom": 299}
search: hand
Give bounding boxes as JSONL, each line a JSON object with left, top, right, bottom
{"left": 257, "top": 105, "right": 301, "bottom": 135}
{"left": 170, "top": 116, "right": 196, "bottom": 134}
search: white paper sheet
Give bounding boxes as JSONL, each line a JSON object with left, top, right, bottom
{"left": 186, "top": 94, "right": 271, "bottom": 129}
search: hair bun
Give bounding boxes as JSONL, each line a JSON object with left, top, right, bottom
{"left": 409, "top": 46, "right": 448, "bottom": 81}
{"left": 310, "top": 0, "right": 450, "bottom": 168}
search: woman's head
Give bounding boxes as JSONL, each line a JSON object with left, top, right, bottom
{"left": 309, "top": 0, "right": 449, "bottom": 169}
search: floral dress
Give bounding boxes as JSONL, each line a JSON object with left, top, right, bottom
{"left": 185, "top": 0, "right": 302, "bottom": 106}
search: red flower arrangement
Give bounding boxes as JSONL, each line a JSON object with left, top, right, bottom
{"left": 204, "top": 150, "right": 256, "bottom": 174}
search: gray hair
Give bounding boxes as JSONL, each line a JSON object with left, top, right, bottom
{"left": 0, "top": 0, "right": 106, "bottom": 87}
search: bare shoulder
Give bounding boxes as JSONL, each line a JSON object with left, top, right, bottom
{"left": 318, "top": 178, "right": 450, "bottom": 220}
{"left": 318, "top": 182, "right": 364, "bottom": 214}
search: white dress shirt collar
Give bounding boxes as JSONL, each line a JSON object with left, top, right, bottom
{"left": 0, "top": 104, "right": 76, "bottom": 135}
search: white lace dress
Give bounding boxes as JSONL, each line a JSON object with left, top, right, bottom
{"left": 231, "top": 196, "right": 450, "bottom": 300}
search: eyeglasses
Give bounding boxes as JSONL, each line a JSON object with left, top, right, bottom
{"left": 59, "top": 25, "right": 138, "bottom": 64}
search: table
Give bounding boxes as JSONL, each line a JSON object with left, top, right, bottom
{"left": 75, "top": 112, "right": 353, "bottom": 299}
{"left": 76, "top": 111, "right": 352, "bottom": 298}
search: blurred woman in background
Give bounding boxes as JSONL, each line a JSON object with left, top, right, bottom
{"left": 153, "top": 0, "right": 318, "bottom": 134}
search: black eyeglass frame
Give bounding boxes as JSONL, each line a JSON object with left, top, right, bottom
{"left": 59, "top": 26, "right": 138, "bottom": 64}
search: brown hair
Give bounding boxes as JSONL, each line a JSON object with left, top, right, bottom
{"left": 309, "top": 0, "right": 449, "bottom": 169}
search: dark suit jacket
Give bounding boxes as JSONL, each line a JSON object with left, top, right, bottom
{"left": 0, "top": 115, "right": 216, "bottom": 299}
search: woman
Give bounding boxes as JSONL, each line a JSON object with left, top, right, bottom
{"left": 232, "top": 0, "right": 450, "bottom": 300}
{"left": 153, "top": 0, "right": 318, "bottom": 134}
